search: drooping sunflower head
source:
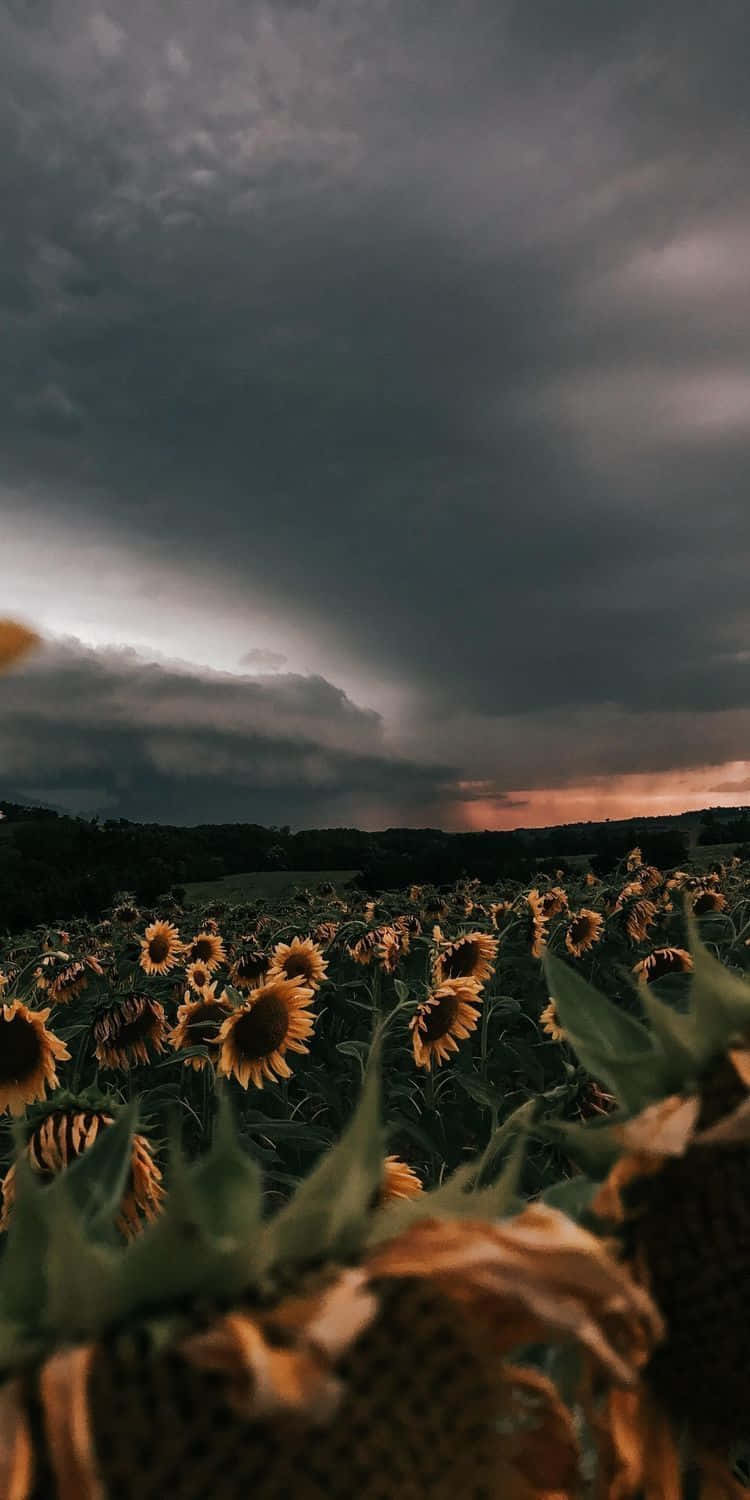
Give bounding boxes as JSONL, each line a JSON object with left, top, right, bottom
{"left": 347, "top": 930, "right": 380, "bottom": 966}
{"left": 229, "top": 948, "right": 269, "bottom": 993}
{"left": 433, "top": 930, "right": 498, "bottom": 987}
{"left": 489, "top": 900, "right": 512, "bottom": 929}
{"left": 311, "top": 920, "right": 339, "bottom": 947}
{"left": 628, "top": 864, "right": 663, "bottom": 894}
{"left": 376, "top": 926, "right": 406, "bottom": 974}
{"left": 267, "top": 936, "right": 328, "bottom": 991}
{"left": 632, "top": 947, "right": 693, "bottom": 984}
{"left": 564, "top": 909, "right": 605, "bottom": 958}
{"left": 410, "top": 979, "right": 482, "bottom": 1070}
{"left": 0, "top": 1093, "right": 163, "bottom": 1239}
{"left": 93, "top": 994, "right": 168, "bottom": 1070}
{"left": 0, "top": 1002, "right": 70, "bottom": 1115}
{"left": 544, "top": 929, "right": 750, "bottom": 1458}
{"left": 47, "top": 960, "right": 91, "bottom": 1006}
{"left": 139, "top": 921, "right": 183, "bottom": 977}
{"left": 393, "top": 913, "right": 422, "bottom": 938}
{"left": 186, "top": 931, "right": 226, "bottom": 972}
{"left": 170, "top": 992, "right": 232, "bottom": 1071}
{"left": 217, "top": 975, "right": 316, "bottom": 1089}
{"left": 613, "top": 883, "right": 660, "bottom": 944}
{"left": 537, "top": 886, "right": 569, "bottom": 920}
{"left": 690, "top": 886, "right": 727, "bottom": 915}
{"left": 625, "top": 845, "right": 643, "bottom": 871}
{"left": 525, "top": 889, "right": 549, "bottom": 958}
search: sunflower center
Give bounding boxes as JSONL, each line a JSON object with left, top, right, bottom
{"left": 282, "top": 954, "right": 311, "bottom": 980}
{"left": 421, "top": 993, "right": 460, "bottom": 1042}
{"left": 148, "top": 934, "right": 170, "bottom": 963}
{"left": 184, "top": 1004, "right": 226, "bottom": 1048}
{"left": 442, "top": 942, "right": 478, "bottom": 979}
{"left": 0, "top": 1013, "right": 42, "bottom": 1081}
{"left": 570, "top": 918, "right": 592, "bottom": 943}
{"left": 233, "top": 994, "right": 290, "bottom": 1059}
{"left": 192, "top": 938, "right": 214, "bottom": 962}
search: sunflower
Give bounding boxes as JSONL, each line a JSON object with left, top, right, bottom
{"left": 632, "top": 947, "right": 693, "bottom": 984}
{"left": 433, "top": 930, "right": 498, "bottom": 987}
{"left": 376, "top": 927, "right": 406, "bottom": 974}
{"left": 217, "top": 975, "right": 315, "bottom": 1089}
{"left": 47, "top": 960, "right": 92, "bottom": 1006}
{"left": 628, "top": 864, "right": 663, "bottom": 895}
{"left": 139, "top": 921, "right": 183, "bottom": 977}
{"left": 0, "top": 1104, "right": 163, "bottom": 1239}
{"left": 93, "top": 995, "right": 168, "bottom": 1070}
{"left": 311, "top": 921, "right": 339, "bottom": 947}
{"left": 0, "top": 971, "right": 9, "bottom": 996}
{"left": 170, "top": 992, "right": 232, "bottom": 1071}
{"left": 585, "top": 871, "right": 599, "bottom": 887}
{"left": 543, "top": 934, "right": 750, "bottom": 1495}
{"left": 379, "top": 1154, "right": 423, "bottom": 1204}
{"left": 267, "top": 937, "right": 328, "bottom": 992}
{"left": 348, "top": 930, "right": 380, "bottom": 966}
{"left": 526, "top": 890, "right": 549, "bottom": 958}
{"left": 538, "top": 886, "right": 569, "bottom": 920}
{"left": 625, "top": 845, "right": 643, "bottom": 871}
{"left": 539, "top": 998, "right": 566, "bottom": 1042}
{"left": 690, "top": 887, "right": 727, "bottom": 915}
{"left": 0, "top": 1002, "right": 70, "bottom": 1115}
{"left": 186, "top": 931, "right": 226, "bottom": 972}
{"left": 0, "top": 618, "right": 38, "bottom": 670}
{"left": 229, "top": 948, "right": 269, "bottom": 993}
{"left": 410, "top": 980, "right": 482, "bottom": 1070}
{"left": 393, "top": 912, "right": 421, "bottom": 938}
{"left": 489, "top": 900, "right": 512, "bottom": 929}
{"left": 112, "top": 902, "right": 140, "bottom": 926}
{"left": 564, "top": 909, "right": 604, "bottom": 958}
{"left": 186, "top": 960, "right": 213, "bottom": 994}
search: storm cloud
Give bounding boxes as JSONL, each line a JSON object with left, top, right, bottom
{"left": 3, "top": 1, "right": 750, "bottom": 826}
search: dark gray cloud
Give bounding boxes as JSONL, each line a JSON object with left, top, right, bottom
{"left": 3, "top": 0, "right": 750, "bottom": 824}
{"left": 0, "top": 639, "right": 465, "bottom": 825}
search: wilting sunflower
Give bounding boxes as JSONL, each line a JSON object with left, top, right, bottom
{"left": 0, "top": 1079, "right": 664, "bottom": 1500}
{"left": 526, "top": 890, "right": 549, "bottom": 958}
{"left": 393, "top": 913, "right": 422, "bottom": 938}
{"left": 489, "top": 900, "right": 512, "bottom": 929}
{"left": 0, "top": 1101, "right": 163, "bottom": 1238}
{"left": 625, "top": 845, "right": 643, "bottom": 871}
{"left": 185, "top": 960, "right": 213, "bottom": 994}
{"left": 93, "top": 995, "right": 168, "bottom": 1070}
{"left": 585, "top": 871, "right": 599, "bottom": 887}
{"left": 311, "top": 920, "right": 339, "bottom": 947}
{"left": 628, "top": 864, "right": 663, "bottom": 895}
{"left": 139, "top": 921, "right": 183, "bottom": 977}
{"left": 539, "top": 998, "right": 566, "bottom": 1043}
{"left": 410, "top": 980, "right": 482, "bottom": 1070}
{"left": 614, "top": 885, "right": 660, "bottom": 944}
{"left": 217, "top": 975, "right": 315, "bottom": 1089}
{"left": 564, "top": 909, "right": 604, "bottom": 958}
{"left": 229, "top": 948, "right": 269, "bottom": 993}
{"left": 268, "top": 936, "right": 328, "bottom": 992}
{"left": 0, "top": 1002, "right": 70, "bottom": 1116}
{"left": 691, "top": 887, "right": 727, "bottom": 915}
{"left": 376, "top": 927, "right": 407, "bottom": 974}
{"left": 170, "top": 992, "right": 231, "bottom": 1071}
{"left": 48, "top": 957, "right": 102, "bottom": 1006}
{"left": 379, "top": 1154, "right": 423, "bottom": 1204}
{"left": 543, "top": 933, "right": 750, "bottom": 1496}
{"left": 632, "top": 947, "right": 693, "bottom": 984}
{"left": 433, "top": 930, "right": 498, "bottom": 987}
{"left": 348, "top": 930, "right": 380, "bottom": 966}
{"left": 0, "top": 618, "right": 39, "bottom": 671}
{"left": 538, "top": 886, "right": 569, "bottom": 920}
{"left": 186, "top": 931, "right": 226, "bottom": 972}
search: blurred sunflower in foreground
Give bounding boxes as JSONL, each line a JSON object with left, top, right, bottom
{"left": 543, "top": 925, "right": 750, "bottom": 1496}
{"left": 0, "top": 1069, "right": 661, "bottom": 1500}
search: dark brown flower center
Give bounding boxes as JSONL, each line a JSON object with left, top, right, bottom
{"left": 148, "top": 934, "right": 170, "bottom": 963}
{"left": 0, "top": 1013, "right": 43, "bottom": 1081}
{"left": 421, "top": 993, "right": 460, "bottom": 1042}
{"left": 234, "top": 952, "right": 267, "bottom": 985}
{"left": 281, "top": 953, "right": 312, "bottom": 980}
{"left": 442, "top": 942, "right": 479, "bottom": 979}
{"left": 191, "top": 937, "right": 215, "bottom": 963}
{"left": 647, "top": 949, "right": 685, "bottom": 981}
{"left": 570, "top": 917, "right": 593, "bottom": 944}
{"left": 232, "top": 994, "right": 289, "bottom": 1059}
{"left": 183, "top": 1003, "right": 227, "bottom": 1049}
{"left": 694, "top": 891, "right": 719, "bottom": 914}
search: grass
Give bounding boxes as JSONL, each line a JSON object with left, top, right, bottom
{"left": 183, "top": 868, "right": 361, "bottom": 902}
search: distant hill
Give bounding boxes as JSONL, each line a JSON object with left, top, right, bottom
{"left": 1, "top": 798, "right": 748, "bottom": 932}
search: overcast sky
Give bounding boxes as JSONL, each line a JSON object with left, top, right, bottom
{"left": 3, "top": 0, "right": 750, "bottom": 828}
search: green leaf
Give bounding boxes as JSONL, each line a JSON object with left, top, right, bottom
{"left": 535, "top": 1115, "right": 622, "bottom": 1177}
{"left": 263, "top": 1038, "right": 384, "bottom": 1275}
{"left": 541, "top": 1175, "right": 597, "bottom": 1221}
{"left": 59, "top": 1101, "right": 140, "bottom": 1242}
{"left": 393, "top": 979, "right": 410, "bottom": 1003}
{"left": 0, "top": 1157, "right": 51, "bottom": 1334}
{"left": 543, "top": 953, "right": 669, "bottom": 1110}
{"left": 637, "top": 983, "right": 707, "bottom": 1087}
{"left": 687, "top": 914, "right": 750, "bottom": 1053}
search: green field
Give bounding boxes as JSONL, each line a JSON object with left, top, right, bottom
{"left": 183, "top": 868, "right": 361, "bottom": 902}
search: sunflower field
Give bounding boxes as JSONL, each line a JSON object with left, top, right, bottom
{"left": 5, "top": 624, "right": 750, "bottom": 1496}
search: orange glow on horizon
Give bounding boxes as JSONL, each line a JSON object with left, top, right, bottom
{"left": 450, "top": 760, "right": 750, "bottom": 832}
